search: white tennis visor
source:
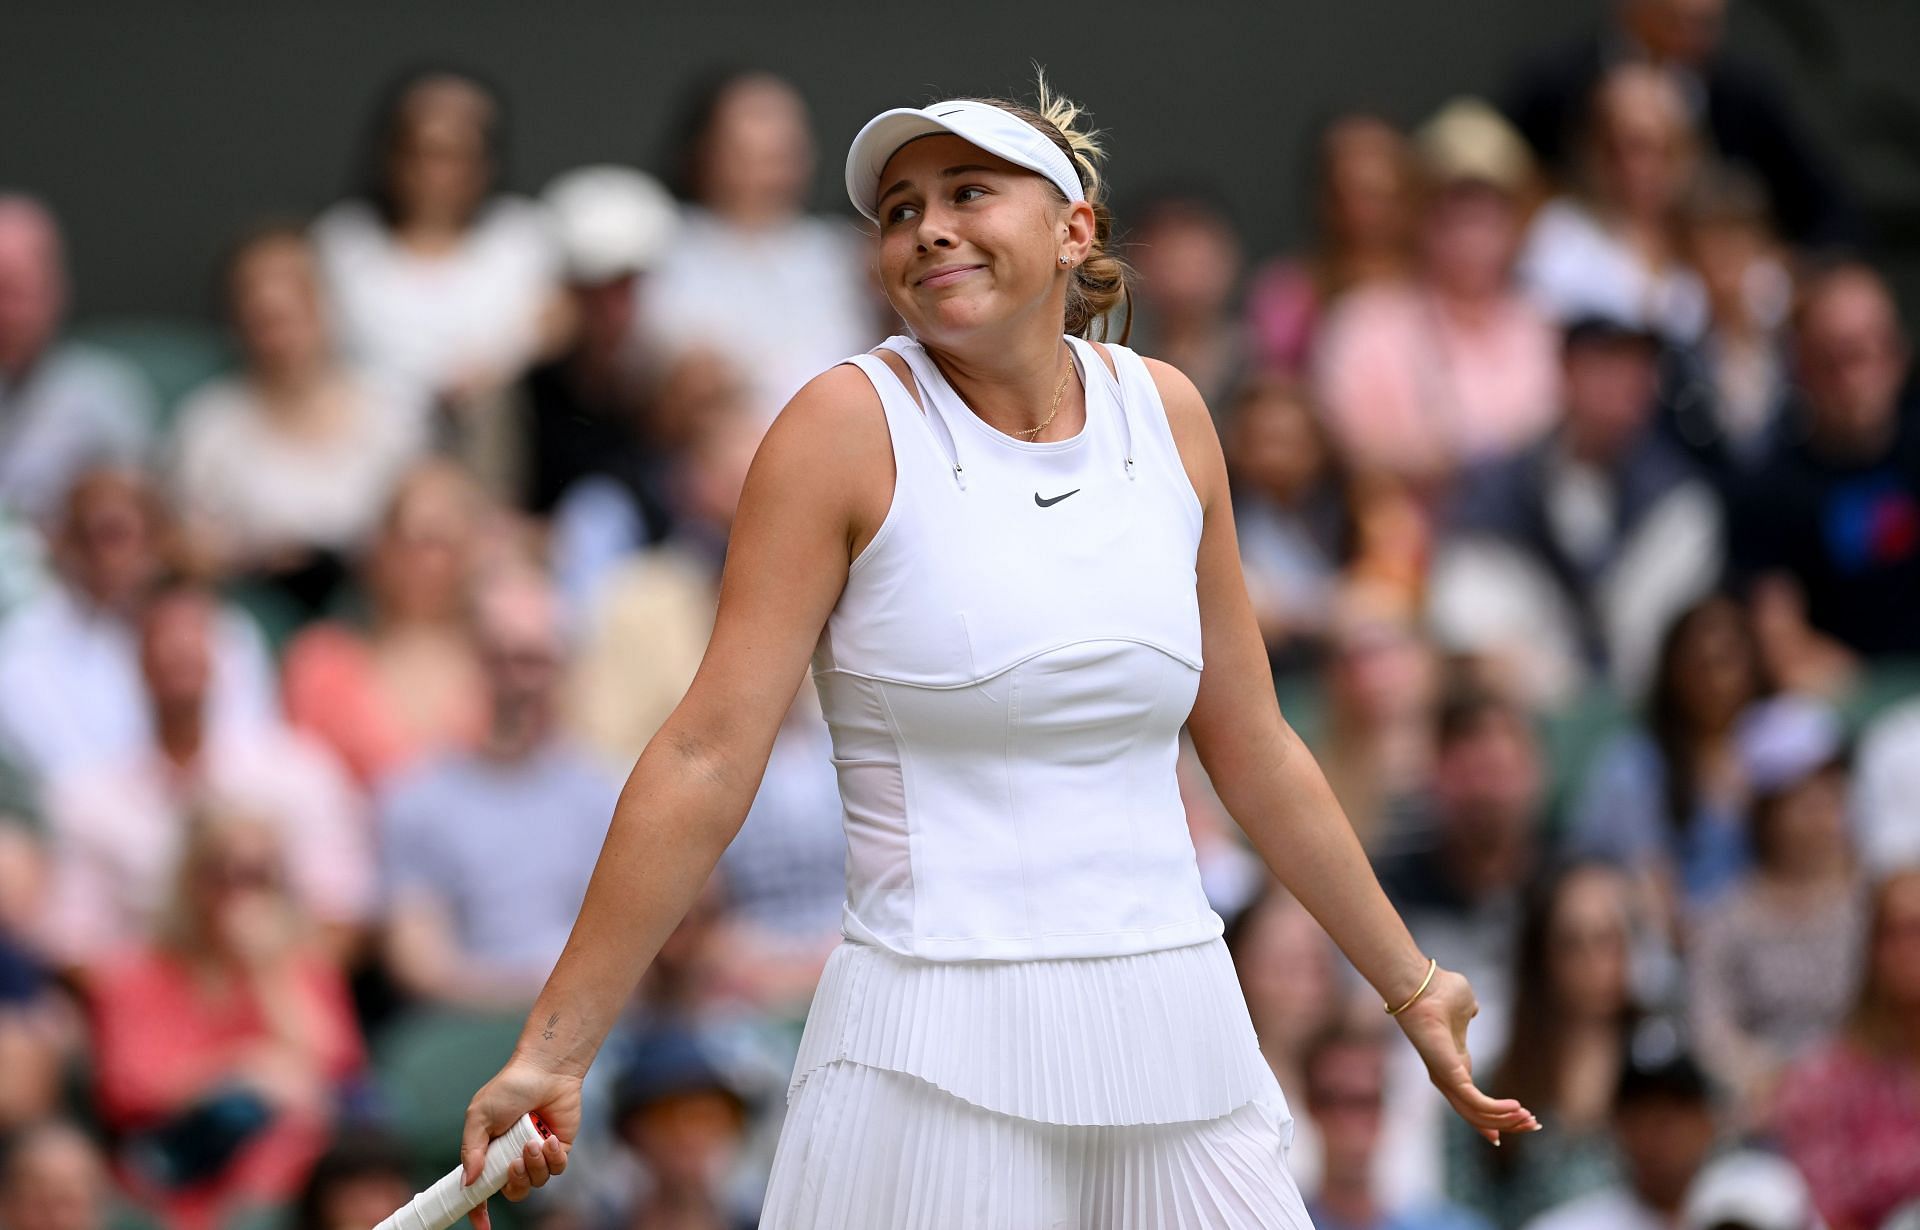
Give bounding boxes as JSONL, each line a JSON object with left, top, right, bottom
{"left": 845, "top": 99, "right": 1086, "bottom": 224}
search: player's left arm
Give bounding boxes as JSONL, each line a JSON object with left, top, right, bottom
{"left": 1145, "top": 356, "right": 1537, "bottom": 1145}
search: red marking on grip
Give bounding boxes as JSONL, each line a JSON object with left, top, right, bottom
{"left": 530, "top": 1112, "right": 553, "bottom": 1139}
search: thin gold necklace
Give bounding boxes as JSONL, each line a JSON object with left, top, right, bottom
{"left": 1016, "top": 356, "right": 1073, "bottom": 440}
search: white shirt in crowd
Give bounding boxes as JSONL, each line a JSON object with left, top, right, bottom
{"left": 1518, "top": 197, "right": 1708, "bottom": 343}
{"left": 168, "top": 369, "right": 427, "bottom": 557}
{"left": 311, "top": 197, "right": 559, "bottom": 399}
{"left": 0, "top": 584, "right": 277, "bottom": 782}
{"left": 639, "top": 206, "right": 879, "bottom": 423}
{"left": 1854, "top": 699, "right": 1920, "bottom": 874}
{"left": 0, "top": 343, "right": 153, "bottom": 526}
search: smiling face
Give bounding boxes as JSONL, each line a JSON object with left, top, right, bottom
{"left": 873, "top": 134, "right": 1090, "bottom": 349}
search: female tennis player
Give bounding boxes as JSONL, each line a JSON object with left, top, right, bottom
{"left": 458, "top": 79, "right": 1538, "bottom": 1228}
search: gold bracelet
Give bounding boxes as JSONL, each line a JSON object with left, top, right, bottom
{"left": 1384, "top": 957, "right": 1438, "bottom": 1017}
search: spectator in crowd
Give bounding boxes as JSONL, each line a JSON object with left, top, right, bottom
{"left": 548, "top": 349, "right": 752, "bottom": 626}
{"left": 38, "top": 579, "right": 371, "bottom": 968}
{"left": 1678, "top": 1150, "right": 1820, "bottom": 1230}
{"left": 1663, "top": 167, "right": 1796, "bottom": 483}
{"left": 1378, "top": 688, "right": 1545, "bottom": 1058}
{"left": 0, "top": 467, "right": 276, "bottom": 786}
{"left": 1771, "top": 866, "right": 1920, "bottom": 1230}
{"left": 379, "top": 565, "right": 617, "bottom": 1009}
{"left": 606, "top": 1023, "right": 760, "bottom": 1230}
{"left": 1447, "top": 862, "right": 1641, "bottom": 1229}
{"left": 517, "top": 165, "right": 680, "bottom": 524}
{"left": 0, "top": 196, "right": 153, "bottom": 528}
{"left": 1314, "top": 587, "right": 1440, "bottom": 852}
{"left": 1517, "top": 65, "right": 1708, "bottom": 343}
{"left": 169, "top": 224, "right": 427, "bottom": 617}
{"left": 0, "top": 1120, "right": 122, "bottom": 1230}
{"left": 1500, "top": 0, "right": 1859, "bottom": 250}
{"left": 1732, "top": 262, "right": 1920, "bottom": 674}
{"left": 1315, "top": 99, "right": 1560, "bottom": 501}
{"left": 1687, "top": 694, "right": 1863, "bottom": 1123}
{"left": 311, "top": 69, "right": 562, "bottom": 481}
{"left": 281, "top": 461, "right": 490, "bottom": 789}
{"left": 1569, "top": 594, "right": 1766, "bottom": 924}
{"left": 641, "top": 69, "right": 881, "bottom": 424}
{"left": 1125, "top": 185, "right": 1248, "bottom": 410}
{"left": 1302, "top": 1020, "right": 1493, "bottom": 1230}
{"left": 1226, "top": 376, "right": 1360, "bottom": 672}
{"left": 290, "top": 1133, "right": 415, "bottom": 1230}
{"left": 1245, "top": 114, "right": 1417, "bottom": 374}
{"left": 86, "top": 809, "right": 365, "bottom": 1230}
{"left": 566, "top": 409, "right": 759, "bottom": 766}
{"left": 1520, "top": 1043, "right": 1720, "bottom": 1230}
{"left": 1226, "top": 884, "right": 1347, "bottom": 1185}
{"left": 1428, "top": 315, "right": 1722, "bottom": 705}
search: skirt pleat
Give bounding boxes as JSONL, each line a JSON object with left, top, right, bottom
{"left": 788, "top": 937, "right": 1277, "bottom": 1127}
{"left": 760, "top": 1061, "right": 1311, "bottom": 1229}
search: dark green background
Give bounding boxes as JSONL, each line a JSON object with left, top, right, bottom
{"left": 8, "top": 0, "right": 1918, "bottom": 322}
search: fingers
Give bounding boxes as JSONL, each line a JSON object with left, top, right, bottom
{"left": 503, "top": 1136, "right": 572, "bottom": 1202}
{"left": 460, "top": 1098, "right": 493, "bottom": 1186}
{"left": 1434, "top": 1065, "right": 1540, "bottom": 1142}
{"left": 467, "top": 1203, "right": 492, "bottom": 1230}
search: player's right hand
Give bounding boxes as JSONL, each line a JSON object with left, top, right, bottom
{"left": 460, "top": 1057, "right": 582, "bottom": 1230}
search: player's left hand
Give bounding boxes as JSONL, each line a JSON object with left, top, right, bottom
{"left": 1393, "top": 965, "right": 1540, "bottom": 1146}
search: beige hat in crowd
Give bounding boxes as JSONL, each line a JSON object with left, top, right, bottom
{"left": 1414, "top": 97, "right": 1535, "bottom": 197}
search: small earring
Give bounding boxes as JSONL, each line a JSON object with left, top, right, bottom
{"left": 1059, "top": 255, "right": 1071, "bottom": 267}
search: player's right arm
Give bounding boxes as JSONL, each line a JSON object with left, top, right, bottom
{"left": 456, "top": 363, "right": 893, "bottom": 1227}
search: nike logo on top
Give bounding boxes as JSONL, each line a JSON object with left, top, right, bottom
{"left": 1034, "top": 489, "right": 1081, "bottom": 508}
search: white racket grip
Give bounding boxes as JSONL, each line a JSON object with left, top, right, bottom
{"left": 374, "top": 1112, "right": 550, "bottom": 1230}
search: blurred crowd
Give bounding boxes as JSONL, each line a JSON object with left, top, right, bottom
{"left": 2, "top": 1, "right": 1919, "bottom": 1228}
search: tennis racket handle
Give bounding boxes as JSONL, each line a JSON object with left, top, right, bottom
{"left": 373, "top": 1112, "right": 552, "bottom": 1230}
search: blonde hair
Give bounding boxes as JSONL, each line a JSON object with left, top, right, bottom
{"left": 966, "top": 70, "right": 1132, "bottom": 342}
{"left": 157, "top": 802, "right": 299, "bottom": 960}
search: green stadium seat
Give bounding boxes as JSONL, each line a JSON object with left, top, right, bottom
{"left": 68, "top": 317, "right": 234, "bottom": 430}
{"left": 1537, "top": 682, "right": 1632, "bottom": 839}
{"left": 1839, "top": 658, "right": 1920, "bottom": 732}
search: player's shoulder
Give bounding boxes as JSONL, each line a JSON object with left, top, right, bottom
{"left": 1135, "top": 354, "right": 1209, "bottom": 417}
{"left": 744, "top": 362, "right": 895, "bottom": 517}
{"left": 1135, "top": 353, "right": 1225, "bottom": 466}
{"left": 762, "top": 362, "right": 888, "bottom": 451}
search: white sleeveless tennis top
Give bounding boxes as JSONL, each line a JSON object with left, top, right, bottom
{"left": 789, "top": 335, "right": 1284, "bottom": 1130}
{"left": 812, "top": 333, "right": 1217, "bottom": 961}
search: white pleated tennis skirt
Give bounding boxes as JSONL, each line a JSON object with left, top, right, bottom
{"left": 760, "top": 1060, "right": 1310, "bottom": 1229}
{"left": 758, "top": 937, "right": 1314, "bottom": 1229}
